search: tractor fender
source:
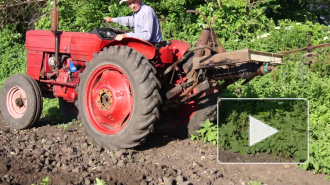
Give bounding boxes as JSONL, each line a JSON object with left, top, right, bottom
{"left": 168, "top": 40, "right": 191, "bottom": 61}
{"left": 103, "top": 37, "right": 156, "bottom": 59}
{"left": 157, "top": 40, "right": 191, "bottom": 64}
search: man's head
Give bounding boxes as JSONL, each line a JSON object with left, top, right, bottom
{"left": 119, "top": 0, "right": 142, "bottom": 12}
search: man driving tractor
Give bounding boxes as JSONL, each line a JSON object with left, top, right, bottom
{"left": 104, "top": 0, "right": 162, "bottom": 42}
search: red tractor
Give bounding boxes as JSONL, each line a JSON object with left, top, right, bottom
{"left": 0, "top": 2, "right": 284, "bottom": 149}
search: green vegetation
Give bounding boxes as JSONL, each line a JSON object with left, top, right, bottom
{"left": 56, "top": 119, "right": 78, "bottom": 131}
{"left": 250, "top": 181, "right": 263, "bottom": 185}
{"left": 0, "top": 27, "right": 26, "bottom": 86}
{"left": 192, "top": 24, "right": 330, "bottom": 174}
{"left": 41, "top": 98, "right": 61, "bottom": 120}
{"left": 218, "top": 100, "right": 308, "bottom": 162}
{"left": 191, "top": 119, "right": 217, "bottom": 145}
{"left": 0, "top": 0, "right": 329, "bottom": 176}
{"left": 95, "top": 178, "right": 107, "bottom": 185}
{"left": 31, "top": 176, "right": 49, "bottom": 185}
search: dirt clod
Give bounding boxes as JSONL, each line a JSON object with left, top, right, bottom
{"left": 176, "top": 175, "right": 184, "bottom": 184}
{"left": 163, "top": 176, "right": 173, "bottom": 185}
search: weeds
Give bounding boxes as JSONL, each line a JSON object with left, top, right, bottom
{"left": 56, "top": 119, "right": 77, "bottom": 131}
{"left": 32, "top": 176, "right": 49, "bottom": 185}
{"left": 95, "top": 178, "right": 106, "bottom": 185}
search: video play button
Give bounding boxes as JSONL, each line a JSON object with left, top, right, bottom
{"left": 249, "top": 116, "right": 279, "bottom": 146}
{"left": 218, "top": 98, "right": 308, "bottom": 164}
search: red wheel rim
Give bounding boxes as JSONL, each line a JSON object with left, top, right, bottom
{"left": 6, "top": 86, "right": 27, "bottom": 118}
{"left": 84, "top": 65, "right": 133, "bottom": 135}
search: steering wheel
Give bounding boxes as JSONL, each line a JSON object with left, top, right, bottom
{"left": 102, "top": 20, "right": 133, "bottom": 34}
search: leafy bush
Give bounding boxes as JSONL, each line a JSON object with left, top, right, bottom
{"left": 35, "top": 0, "right": 111, "bottom": 32}
{"left": 0, "top": 26, "right": 26, "bottom": 86}
{"left": 0, "top": 1, "right": 46, "bottom": 31}
{"left": 41, "top": 98, "right": 61, "bottom": 120}
{"left": 218, "top": 100, "right": 308, "bottom": 162}
{"left": 191, "top": 119, "right": 217, "bottom": 145}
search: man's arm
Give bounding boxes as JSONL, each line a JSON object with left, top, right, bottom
{"left": 104, "top": 16, "right": 135, "bottom": 27}
{"left": 126, "top": 11, "right": 153, "bottom": 41}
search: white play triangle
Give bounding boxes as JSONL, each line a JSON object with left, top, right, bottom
{"left": 249, "top": 116, "right": 279, "bottom": 146}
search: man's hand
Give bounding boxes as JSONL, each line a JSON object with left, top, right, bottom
{"left": 104, "top": 17, "right": 113, "bottom": 22}
{"left": 115, "top": 34, "right": 127, "bottom": 41}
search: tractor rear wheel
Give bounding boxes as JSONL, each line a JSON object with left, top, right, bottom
{"left": 76, "top": 46, "right": 161, "bottom": 150}
{"left": 0, "top": 74, "right": 43, "bottom": 129}
{"left": 185, "top": 28, "right": 219, "bottom": 135}
{"left": 182, "top": 56, "right": 218, "bottom": 135}
{"left": 187, "top": 92, "right": 218, "bottom": 135}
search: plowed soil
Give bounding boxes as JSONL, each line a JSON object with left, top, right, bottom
{"left": 0, "top": 116, "right": 328, "bottom": 185}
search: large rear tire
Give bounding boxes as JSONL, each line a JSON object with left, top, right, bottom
{"left": 0, "top": 74, "right": 43, "bottom": 129}
{"left": 182, "top": 55, "right": 218, "bottom": 135}
{"left": 76, "top": 46, "right": 161, "bottom": 150}
{"left": 187, "top": 92, "right": 218, "bottom": 135}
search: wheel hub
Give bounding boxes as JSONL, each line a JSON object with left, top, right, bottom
{"left": 85, "top": 65, "right": 134, "bottom": 135}
{"left": 97, "top": 89, "right": 113, "bottom": 110}
{"left": 15, "top": 97, "right": 24, "bottom": 107}
{"left": 6, "top": 86, "right": 27, "bottom": 118}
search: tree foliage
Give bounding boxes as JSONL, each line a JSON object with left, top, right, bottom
{"left": 264, "top": 0, "right": 330, "bottom": 24}
{"left": 0, "top": 0, "right": 47, "bottom": 31}
{"left": 2, "top": 0, "right": 329, "bottom": 40}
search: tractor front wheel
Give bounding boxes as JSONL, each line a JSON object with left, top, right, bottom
{"left": 0, "top": 74, "right": 43, "bottom": 129}
{"left": 76, "top": 46, "right": 161, "bottom": 150}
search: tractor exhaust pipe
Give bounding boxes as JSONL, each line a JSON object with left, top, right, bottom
{"left": 51, "top": 0, "right": 61, "bottom": 68}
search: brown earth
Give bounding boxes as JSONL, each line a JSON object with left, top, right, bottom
{"left": 0, "top": 115, "right": 329, "bottom": 185}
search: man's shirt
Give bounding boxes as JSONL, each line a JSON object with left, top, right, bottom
{"left": 112, "top": 4, "right": 162, "bottom": 43}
